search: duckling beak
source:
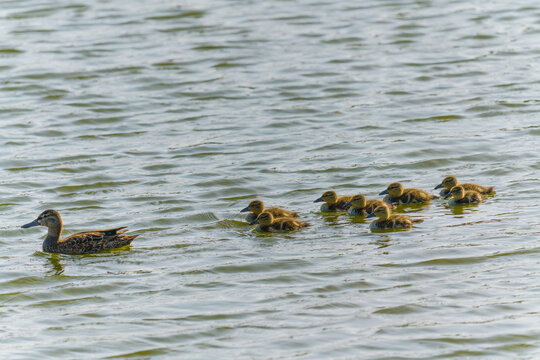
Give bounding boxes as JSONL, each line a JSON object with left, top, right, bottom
{"left": 434, "top": 183, "right": 443, "bottom": 190}
{"left": 314, "top": 197, "right": 323, "bottom": 203}
{"left": 343, "top": 201, "right": 352, "bottom": 208}
{"left": 444, "top": 193, "right": 452, "bottom": 199}
{"left": 366, "top": 212, "right": 375, "bottom": 218}
{"left": 249, "top": 219, "right": 259, "bottom": 225}
{"left": 21, "top": 219, "right": 40, "bottom": 228}
{"left": 379, "top": 189, "right": 389, "bottom": 195}
{"left": 240, "top": 206, "right": 250, "bottom": 213}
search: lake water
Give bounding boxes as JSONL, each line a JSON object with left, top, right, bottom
{"left": 1, "top": 0, "right": 539, "bottom": 358}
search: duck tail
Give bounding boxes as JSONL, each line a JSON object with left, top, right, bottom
{"left": 102, "top": 227, "right": 127, "bottom": 236}
{"left": 412, "top": 218, "right": 424, "bottom": 224}
{"left": 120, "top": 234, "right": 138, "bottom": 245}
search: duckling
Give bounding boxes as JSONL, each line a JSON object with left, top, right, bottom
{"left": 366, "top": 205, "right": 422, "bottom": 230}
{"left": 21, "top": 209, "right": 137, "bottom": 255}
{"left": 314, "top": 190, "right": 352, "bottom": 212}
{"left": 249, "top": 211, "right": 310, "bottom": 233}
{"left": 240, "top": 200, "right": 299, "bottom": 223}
{"left": 444, "top": 185, "right": 487, "bottom": 205}
{"left": 380, "top": 182, "right": 437, "bottom": 205}
{"left": 434, "top": 176, "right": 495, "bottom": 197}
{"left": 344, "top": 194, "right": 394, "bottom": 216}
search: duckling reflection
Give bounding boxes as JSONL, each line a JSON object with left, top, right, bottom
{"left": 380, "top": 182, "right": 437, "bottom": 205}
{"left": 435, "top": 176, "right": 495, "bottom": 197}
{"left": 240, "top": 200, "right": 298, "bottom": 223}
{"left": 444, "top": 185, "right": 487, "bottom": 205}
{"left": 366, "top": 205, "right": 422, "bottom": 230}
{"left": 344, "top": 194, "right": 394, "bottom": 216}
{"left": 21, "top": 209, "right": 138, "bottom": 255}
{"left": 249, "top": 211, "right": 310, "bottom": 233}
{"left": 314, "top": 190, "right": 352, "bottom": 212}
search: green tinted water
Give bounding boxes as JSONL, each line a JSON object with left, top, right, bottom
{"left": 1, "top": 0, "right": 539, "bottom": 358}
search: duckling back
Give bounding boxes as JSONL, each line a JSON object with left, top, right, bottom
{"left": 370, "top": 214, "right": 420, "bottom": 230}
{"left": 365, "top": 199, "right": 391, "bottom": 214}
{"left": 266, "top": 207, "right": 299, "bottom": 218}
{"left": 396, "top": 188, "right": 437, "bottom": 204}
{"left": 335, "top": 196, "right": 353, "bottom": 210}
{"left": 247, "top": 207, "right": 299, "bottom": 222}
{"left": 260, "top": 217, "right": 310, "bottom": 233}
{"left": 318, "top": 195, "right": 352, "bottom": 212}
{"left": 460, "top": 183, "right": 495, "bottom": 195}
{"left": 449, "top": 190, "right": 487, "bottom": 205}
{"left": 347, "top": 199, "right": 389, "bottom": 216}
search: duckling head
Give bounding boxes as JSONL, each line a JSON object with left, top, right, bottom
{"left": 22, "top": 209, "right": 63, "bottom": 231}
{"left": 344, "top": 194, "right": 366, "bottom": 209}
{"left": 314, "top": 190, "right": 337, "bottom": 205}
{"left": 435, "top": 176, "right": 458, "bottom": 190}
{"left": 366, "top": 205, "right": 391, "bottom": 220}
{"left": 250, "top": 211, "right": 273, "bottom": 226}
{"left": 445, "top": 185, "right": 465, "bottom": 200}
{"left": 379, "top": 182, "right": 403, "bottom": 197}
{"left": 241, "top": 200, "right": 264, "bottom": 215}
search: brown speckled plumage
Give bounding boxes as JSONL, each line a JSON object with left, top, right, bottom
{"left": 381, "top": 182, "right": 437, "bottom": 205}
{"left": 346, "top": 194, "right": 394, "bottom": 216}
{"left": 21, "top": 209, "right": 137, "bottom": 255}
{"left": 314, "top": 190, "right": 352, "bottom": 212}
{"left": 241, "top": 200, "right": 299, "bottom": 223}
{"left": 445, "top": 186, "right": 487, "bottom": 205}
{"left": 368, "top": 205, "right": 422, "bottom": 230}
{"left": 435, "top": 176, "right": 495, "bottom": 197}
{"left": 251, "top": 212, "right": 310, "bottom": 233}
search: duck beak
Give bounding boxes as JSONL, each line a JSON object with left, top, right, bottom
{"left": 240, "top": 206, "right": 250, "bottom": 213}
{"left": 434, "top": 183, "right": 443, "bottom": 190}
{"left": 343, "top": 201, "right": 352, "bottom": 208}
{"left": 379, "top": 189, "right": 389, "bottom": 195}
{"left": 444, "top": 193, "right": 452, "bottom": 199}
{"left": 249, "top": 219, "right": 259, "bottom": 225}
{"left": 366, "top": 212, "right": 375, "bottom": 218}
{"left": 314, "top": 197, "right": 323, "bottom": 203}
{"left": 21, "top": 218, "right": 40, "bottom": 228}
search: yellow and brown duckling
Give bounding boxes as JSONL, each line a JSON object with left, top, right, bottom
{"left": 21, "top": 209, "right": 137, "bottom": 255}
{"left": 444, "top": 185, "right": 487, "bottom": 205}
{"left": 249, "top": 211, "right": 310, "bottom": 233}
{"left": 434, "top": 176, "right": 495, "bottom": 197}
{"left": 344, "top": 194, "right": 395, "bottom": 216}
{"left": 366, "top": 205, "right": 422, "bottom": 230}
{"left": 380, "top": 182, "right": 437, "bottom": 205}
{"left": 240, "top": 200, "right": 299, "bottom": 223}
{"left": 314, "top": 190, "right": 352, "bottom": 212}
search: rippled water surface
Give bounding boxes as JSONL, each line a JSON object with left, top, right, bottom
{"left": 1, "top": 0, "right": 540, "bottom": 358}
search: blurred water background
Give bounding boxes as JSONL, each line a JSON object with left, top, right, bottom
{"left": 1, "top": 0, "right": 539, "bottom": 358}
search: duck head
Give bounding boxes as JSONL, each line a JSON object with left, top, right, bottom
{"left": 344, "top": 194, "right": 366, "bottom": 209}
{"left": 435, "top": 176, "right": 458, "bottom": 190}
{"left": 250, "top": 211, "right": 273, "bottom": 226}
{"left": 445, "top": 185, "right": 465, "bottom": 200}
{"left": 379, "top": 182, "right": 404, "bottom": 197}
{"left": 366, "top": 204, "right": 391, "bottom": 220}
{"left": 314, "top": 190, "right": 338, "bottom": 205}
{"left": 241, "top": 200, "right": 264, "bottom": 215}
{"left": 22, "top": 209, "right": 63, "bottom": 235}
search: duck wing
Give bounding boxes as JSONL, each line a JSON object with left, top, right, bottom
{"left": 57, "top": 227, "right": 137, "bottom": 254}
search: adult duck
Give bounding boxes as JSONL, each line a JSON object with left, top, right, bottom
{"left": 21, "top": 209, "right": 137, "bottom": 254}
